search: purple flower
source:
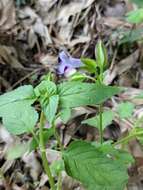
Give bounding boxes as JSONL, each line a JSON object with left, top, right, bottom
{"left": 57, "top": 51, "right": 83, "bottom": 76}
{"left": 44, "top": 122, "right": 51, "bottom": 129}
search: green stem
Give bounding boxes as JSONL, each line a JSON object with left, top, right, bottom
{"left": 31, "top": 130, "right": 39, "bottom": 145}
{"left": 99, "top": 104, "right": 103, "bottom": 144}
{"left": 114, "top": 131, "right": 143, "bottom": 146}
{"left": 85, "top": 75, "right": 96, "bottom": 82}
{"left": 39, "top": 112, "right": 55, "bottom": 190}
{"left": 53, "top": 120, "right": 63, "bottom": 190}
{"left": 57, "top": 173, "right": 62, "bottom": 190}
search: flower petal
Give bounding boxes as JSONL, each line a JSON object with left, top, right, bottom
{"left": 57, "top": 63, "right": 68, "bottom": 74}
{"left": 69, "top": 57, "right": 83, "bottom": 68}
{"left": 57, "top": 51, "right": 82, "bottom": 75}
{"left": 58, "top": 51, "right": 70, "bottom": 65}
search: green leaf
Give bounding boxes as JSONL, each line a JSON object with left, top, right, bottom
{"left": 0, "top": 85, "right": 38, "bottom": 135}
{"left": 95, "top": 40, "right": 108, "bottom": 67}
{"left": 43, "top": 95, "right": 59, "bottom": 124}
{"left": 0, "top": 85, "right": 36, "bottom": 107}
{"left": 117, "top": 102, "right": 135, "bottom": 119}
{"left": 6, "top": 142, "right": 29, "bottom": 160}
{"left": 82, "top": 110, "right": 115, "bottom": 130}
{"left": 70, "top": 73, "right": 87, "bottom": 81}
{"left": 34, "top": 80, "right": 57, "bottom": 98}
{"left": 130, "top": 0, "right": 143, "bottom": 7}
{"left": 126, "top": 9, "right": 143, "bottom": 24}
{"left": 35, "top": 81, "right": 58, "bottom": 124}
{"left": 118, "top": 127, "right": 143, "bottom": 145}
{"left": 58, "top": 82, "right": 121, "bottom": 108}
{"left": 60, "top": 108, "right": 71, "bottom": 123}
{"left": 119, "top": 28, "right": 143, "bottom": 45}
{"left": 1, "top": 101, "right": 38, "bottom": 135}
{"left": 81, "top": 58, "right": 97, "bottom": 73}
{"left": 63, "top": 140, "right": 133, "bottom": 190}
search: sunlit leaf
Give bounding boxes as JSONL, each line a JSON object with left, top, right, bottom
{"left": 126, "top": 9, "right": 143, "bottom": 24}
{"left": 1, "top": 101, "right": 38, "bottom": 135}
{"left": 95, "top": 40, "right": 108, "bottom": 67}
{"left": 43, "top": 95, "right": 59, "bottom": 124}
{"left": 81, "top": 58, "right": 97, "bottom": 73}
{"left": 0, "top": 85, "right": 36, "bottom": 107}
{"left": 63, "top": 140, "right": 133, "bottom": 190}
{"left": 58, "top": 82, "right": 121, "bottom": 108}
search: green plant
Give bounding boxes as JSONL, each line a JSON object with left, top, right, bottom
{"left": 130, "top": 0, "right": 143, "bottom": 8}
{"left": 116, "top": 0, "right": 143, "bottom": 45}
{"left": 0, "top": 41, "right": 134, "bottom": 190}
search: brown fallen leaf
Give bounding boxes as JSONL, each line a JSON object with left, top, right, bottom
{"left": 102, "top": 17, "right": 131, "bottom": 29}
{"left": 18, "top": 7, "right": 52, "bottom": 48}
{"left": 22, "top": 152, "right": 41, "bottom": 181}
{"left": 0, "top": 0, "right": 16, "bottom": 31}
{"left": 62, "top": 172, "right": 85, "bottom": 190}
{"left": 0, "top": 45, "right": 23, "bottom": 69}
{"left": 104, "top": 50, "right": 139, "bottom": 85}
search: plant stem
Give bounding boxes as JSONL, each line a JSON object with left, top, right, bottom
{"left": 114, "top": 131, "right": 143, "bottom": 146}
{"left": 39, "top": 112, "right": 55, "bottom": 190}
{"left": 57, "top": 173, "right": 62, "bottom": 190}
{"left": 99, "top": 104, "right": 103, "bottom": 144}
{"left": 85, "top": 75, "right": 96, "bottom": 82}
{"left": 31, "top": 130, "right": 39, "bottom": 144}
{"left": 52, "top": 121, "right": 63, "bottom": 190}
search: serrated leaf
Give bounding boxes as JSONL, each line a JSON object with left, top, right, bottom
{"left": 1, "top": 101, "right": 38, "bottom": 135}
{"left": 82, "top": 110, "right": 115, "bottom": 130}
{"left": 126, "top": 9, "right": 143, "bottom": 24}
{"left": 58, "top": 82, "right": 121, "bottom": 108}
{"left": 0, "top": 85, "right": 36, "bottom": 107}
{"left": 63, "top": 140, "right": 133, "bottom": 190}
{"left": 43, "top": 95, "right": 59, "bottom": 124}
{"left": 117, "top": 102, "right": 135, "bottom": 119}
